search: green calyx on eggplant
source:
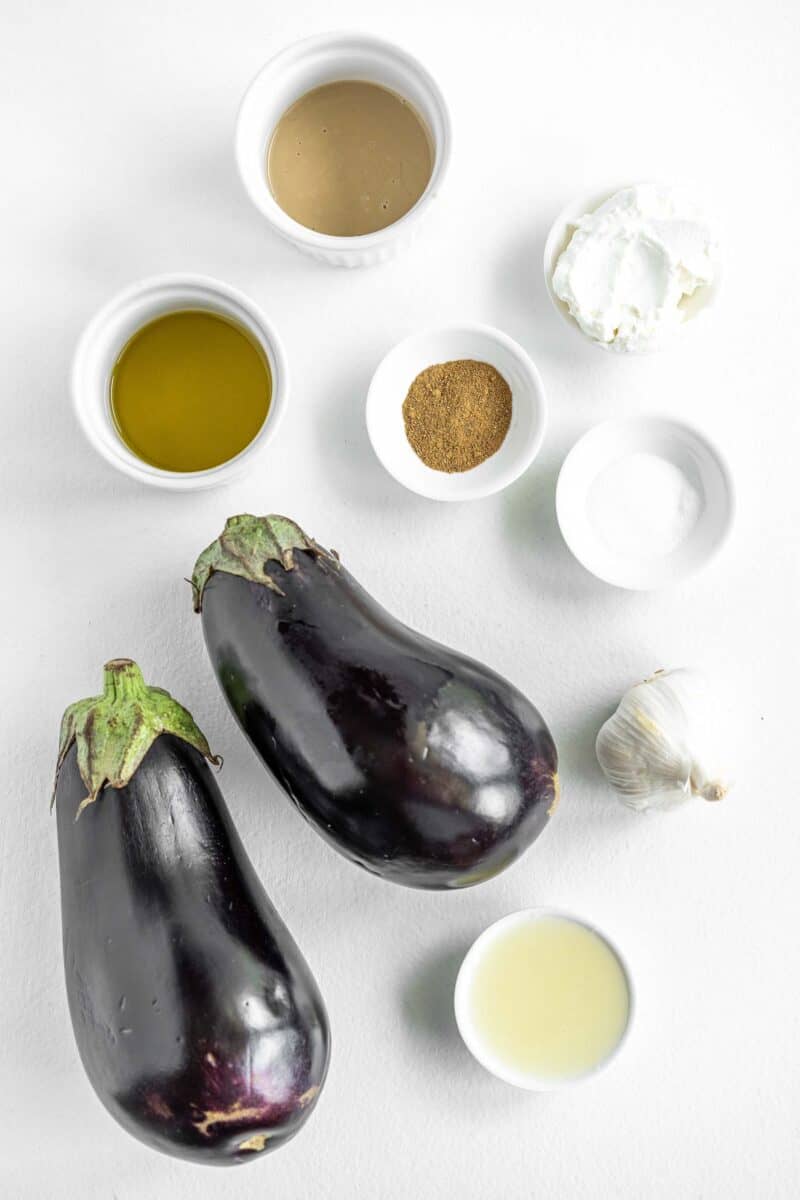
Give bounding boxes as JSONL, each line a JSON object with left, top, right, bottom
{"left": 53, "top": 659, "right": 330, "bottom": 1165}
{"left": 192, "top": 515, "right": 559, "bottom": 890}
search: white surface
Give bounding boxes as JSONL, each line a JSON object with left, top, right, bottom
{"left": 453, "top": 908, "right": 634, "bottom": 1091}
{"left": 72, "top": 273, "right": 288, "bottom": 488}
{"left": 236, "top": 32, "right": 452, "bottom": 265}
{"left": 366, "top": 323, "right": 546, "bottom": 499}
{"left": 0, "top": 2, "right": 798, "bottom": 1198}
{"left": 556, "top": 417, "right": 735, "bottom": 589}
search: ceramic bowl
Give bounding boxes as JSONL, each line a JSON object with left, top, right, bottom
{"left": 71, "top": 274, "right": 288, "bottom": 491}
{"left": 235, "top": 31, "right": 452, "bottom": 267}
{"left": 366, "top": 323, "right": 547, "bottom": 501}
{"left": 542, "top": 184, "right": 722, "bottom": 353}
{"left": 555, "top": 416, "right": 735, "bottom": 589}
{"left": 454, "top": 908, "right": 635, "bottom": 1091}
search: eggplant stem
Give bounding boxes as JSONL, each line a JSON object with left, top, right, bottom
{"left": 53, "top": 660, "right": 220, "bottom": 812}
{"left": 103, "top": 659, "right": 149, "bottom": 703}
{"left": 190, "top": 513, "right": 334, "bottom": 612}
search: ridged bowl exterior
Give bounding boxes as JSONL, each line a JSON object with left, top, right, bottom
{"left": 235, "top": 32, "right": 451, "bottom": 269}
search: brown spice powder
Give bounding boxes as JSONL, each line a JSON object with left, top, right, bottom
{"left": 402, "top": 359, "right": 512, "bottom": 473}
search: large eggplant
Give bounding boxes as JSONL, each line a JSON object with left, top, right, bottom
{"left": 192, "top": 515, "right": 559, "bottom": 890}
{"left": 54, "top": 659, "right": 329, "bottom": 1165}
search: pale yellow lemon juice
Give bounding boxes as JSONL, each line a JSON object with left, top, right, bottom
{"left": 455, "top": 911, "right": 632, "bottom": 1087}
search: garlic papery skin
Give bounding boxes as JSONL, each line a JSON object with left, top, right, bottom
{"left": 596, "top": 669, "right": 729, "bottom": 812}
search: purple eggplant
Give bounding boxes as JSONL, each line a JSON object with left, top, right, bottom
{"left": 191, "top": 515, "right": 559, "bottom": 890}
{"left": 54, "top": 659, "right": 329, "bottom": 1165}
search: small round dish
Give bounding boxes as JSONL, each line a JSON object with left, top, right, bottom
{"left": 542, "top": 184, "right": 721, "bottom": 354}
{"left": 556, "top": 416, "right": 735, "bottom": 590}
{"left": 236, "top": 32, "right": 452, "bottom": 268}
{"left": 366, "top": 324, "right": 547, "bottom": 501}
{"left": 454, "top": 908, "right": 634, "bottom": 1091}
{"left": 71, "top": 274, "right": 288, "bottom": 491}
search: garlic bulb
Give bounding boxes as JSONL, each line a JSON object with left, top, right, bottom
{"left": 596, "top": 669, "right": 729, "bottom": 812}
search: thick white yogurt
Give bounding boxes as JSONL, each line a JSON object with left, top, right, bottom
{"left": 552, "top": 185, "right": 718, "bottom": 352}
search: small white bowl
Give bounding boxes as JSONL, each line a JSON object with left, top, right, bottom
{"left": 236, "top": 32, "right": 452, "bottom": 268}
{"left": 454, "top": 908, "right": 634, "bottom": 1091}
{"left": 543, "top": 184, "right": 721, "bottom": 353}
{"left": 71, "top": 274, "right": 288, "bottom": 491}
{"left": 556, "top": 416, "right": 735, "bottom": 590}
{"left": 366, "top": 324, "right": 547, "bottom": 501}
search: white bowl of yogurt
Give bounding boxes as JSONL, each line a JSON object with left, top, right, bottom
{"left": 543, "top": 183, "right": 721, "bottom": 354}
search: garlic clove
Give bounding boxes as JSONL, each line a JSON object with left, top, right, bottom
{"left": 596, "top": 668, "right": 730, "bottom": 812}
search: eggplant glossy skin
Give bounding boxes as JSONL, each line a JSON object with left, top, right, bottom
{"left": 55, "top": 735, "right": 329, "bottom": 1165}
{"left": 201, "top": 552, "right": 558, "bottom": 889}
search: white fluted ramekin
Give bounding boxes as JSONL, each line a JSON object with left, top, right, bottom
{"left": 71, "top": 274, "right": 288, "bottom": 491}
{"left": 235, "top": 32, "right": 451, "bottom": 268}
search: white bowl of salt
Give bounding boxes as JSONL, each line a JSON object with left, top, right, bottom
{"left": 556, "top": 417, "right": 735, "bottom": 590}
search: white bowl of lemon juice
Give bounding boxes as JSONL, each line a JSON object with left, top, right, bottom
{"left": 454, "top": 909, "right": 633, "bottom": 1090}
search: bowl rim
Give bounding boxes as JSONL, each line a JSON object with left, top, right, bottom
{"left": 542, "top": 182, "right": 722, "bottom": 354}
{"left": 234, "top": 30, "right": 453, "bottom": 253}
{"left": 70, "top": 272, "right": 289, "bottom": 491}
{"left": 555, "top": 414, "right": 736, "bottom": 590}
{"left": 365, "top": 321, "right": 548, "bottom": 501}
{"left": 454, "top": 907, "right": 635, "bottom": 1091}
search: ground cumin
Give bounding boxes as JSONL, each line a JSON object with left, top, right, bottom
{"left": 402, "top": 359, "right": 512, "bottom": 473}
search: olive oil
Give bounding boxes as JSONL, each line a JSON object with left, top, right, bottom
{"left": 110, "top": 310, "right": 272, "bottom": 472}
{"left": 466, "top": 915, "right": 630, "bottom": 1082}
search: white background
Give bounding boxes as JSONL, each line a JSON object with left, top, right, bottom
{"left": 1, "top": 1, "right": 798, "bottom": 1197}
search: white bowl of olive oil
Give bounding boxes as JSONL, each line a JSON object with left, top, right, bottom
{"left": 71, "top": 274, "right": 288, "bottom": 490}
{"left": 454, "top": 909, "right": 634, "bottom": 1090}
